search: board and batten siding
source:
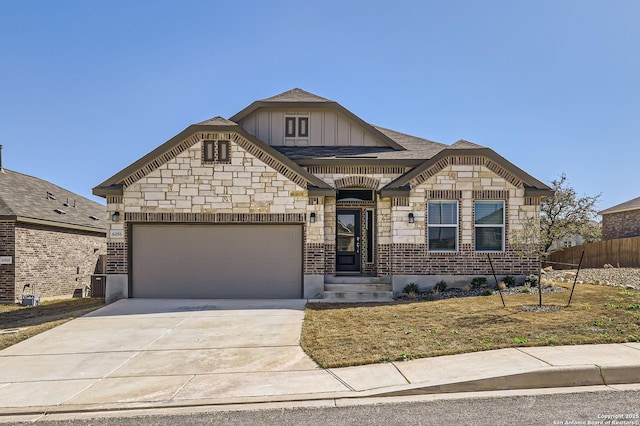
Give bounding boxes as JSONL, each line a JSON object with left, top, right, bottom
{"left": 238, "top": 109, "right": 388, "bottom": 147}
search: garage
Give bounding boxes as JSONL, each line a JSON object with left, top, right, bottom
{"left": 130, "top": 224, "right": 303, "bottom": 298}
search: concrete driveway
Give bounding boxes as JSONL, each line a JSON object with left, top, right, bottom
{"left": 0, "top": 299, "right": 351, "bottom": 410}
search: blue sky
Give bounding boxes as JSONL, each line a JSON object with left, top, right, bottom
{"left": 1, "top": 1, "right": 638, "bottom": 213}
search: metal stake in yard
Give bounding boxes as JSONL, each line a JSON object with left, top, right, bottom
{"left": 487, "top": 254, "right": 506, "bottom": 308}
{"left": 566, "top": 250, "right": 585, "bottom": 308}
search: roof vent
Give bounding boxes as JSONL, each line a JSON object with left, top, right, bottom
{"left": 54, "top": 208, "right": 66, "bottom": 215}
{"left": 89, "top": 215, "right": 100, "bottom": 221}
{"left": 63, "top": 198, "right": 69, "bottom": 207}
{"left": 46, "top": 191, "right": 56, "bottom": 200}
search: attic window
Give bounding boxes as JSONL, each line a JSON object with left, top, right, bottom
{"left": 285, "top": 114, "right": 309, "bottom": 139}
{"left": 202, "top": 140, "right": 232, "bottom": 164}
{"left": 54, "top": 208, "right": 66, "bottom": 215}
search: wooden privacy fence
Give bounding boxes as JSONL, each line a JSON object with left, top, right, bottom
{"left": 546, "top": 236, "right": 640, "bottom": 269}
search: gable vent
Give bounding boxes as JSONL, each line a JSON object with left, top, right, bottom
{"left": 54, "top": 208, "right": 66, "bottom": 214}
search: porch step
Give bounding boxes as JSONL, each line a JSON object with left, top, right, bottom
{"left": 322, "top": 290, "right": 394, "bottom": 303}
{"left": 324, "top": 283, "right": 392, "bottom": 292}
{"left": 322, "top": 277, "right": 394, "bottom": 302}
{"left": 324, "top": 275, "right": 391, "bottom": 285}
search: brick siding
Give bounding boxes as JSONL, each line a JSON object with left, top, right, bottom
{"left": 12, "top": 223, "right": 106, "bottom": 302}
{"left": 602, "top": 210, "right": 640, "bottom": 240}
{"left": 386, "top": 243, "right": 537, "bottom": 275}
{"left": 0, "top": 222, "right": 16, "bottom": 303}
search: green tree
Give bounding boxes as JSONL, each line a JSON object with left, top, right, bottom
{"left": 540, "top": 173, "right": 600, "bottom": 253}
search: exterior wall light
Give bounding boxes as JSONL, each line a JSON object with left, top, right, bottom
{"left": 111, "top": 211, "right": 120, "bottom": 222}
{"left": 310, "top": 212, "right": 316, "bottom": 223}
{"left": 408, "top": 213, "right": 415, "bottom": 223}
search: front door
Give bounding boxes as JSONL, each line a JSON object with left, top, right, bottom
{"left": 336, "top": 210, "right": 360, "bottom": 272}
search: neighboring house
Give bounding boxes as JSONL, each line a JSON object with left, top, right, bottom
{"left": 93, "top": 88, "right": 552, "bottom": 301}
{"left": 549, "top": 220, "right": 601, "bottom": 250}
{"left": 0, "top": 164, "right": 107, "bottom": 303}
{"left": 599, "top": 196, "right": 640, "bottom": 240}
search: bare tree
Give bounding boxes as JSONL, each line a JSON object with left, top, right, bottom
{"left": 510, "top": 174, "right": 599, "bottom": 306}
{"left": 540, "top": 173, "right": 600, "bottom": 253}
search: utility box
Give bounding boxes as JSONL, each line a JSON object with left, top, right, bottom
{"left": 91, "top": 275, "right": 107, "bottom": 298}
{"left": 21, "top": 284, "right": 40, "bottom": 307}
{"left": 21, "top": 294, "right": 41, "bottom": 307}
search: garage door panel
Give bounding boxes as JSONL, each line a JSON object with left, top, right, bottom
{"left": 131, "top": 224, "right": 302, "bottom": 298}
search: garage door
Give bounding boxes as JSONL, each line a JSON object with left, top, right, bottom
{"left": 131, "top": 224, "right": 302, "bottom": 298}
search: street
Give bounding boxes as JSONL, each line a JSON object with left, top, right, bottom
{"left": 4, "top": 388, "right": 639, "bottom": 426}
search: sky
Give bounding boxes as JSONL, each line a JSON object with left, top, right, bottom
{"left": 1, "top": 1, "right": 638, "bottom": 214}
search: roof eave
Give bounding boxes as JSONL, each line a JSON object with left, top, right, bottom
{"left": 92, "top": 184, "right": 124, "bottom": 198}
{"left": 378, "top": 187, "right": 411, "bottom": 198}
{"left": 2, "top": 215, "right": 106, "bottom": 234}
{"left": 308, "top": 187, "right": 336, "bottom": 197}
{"left": 524, "top": 188, "right": 554, "bottom": 198}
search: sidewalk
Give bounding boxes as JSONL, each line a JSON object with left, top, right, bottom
{"left": 0, "top": 299, "right": 639, "bottom": 417}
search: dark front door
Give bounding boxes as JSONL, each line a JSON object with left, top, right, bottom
{"left": 336, "top": 210, "right": 360, "bottom": 272}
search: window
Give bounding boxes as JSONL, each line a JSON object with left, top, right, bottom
{"left": 218, "top": 141, "right": 230, "bottom": 163}
{"left": 428, "top": 201, "right": 458, "bottom": 251}
{"left": 203, "top": 140, "right": 231, "bottom": 163}
{"left": 298, "top": 117, "right": 309, "bottom": 137}
{"left": 285, "top": 115, "right": 309, "bottom": 138}
{"left": 204, "top": 141, "right": 215, "bottom": 162}
{"left": 285, "top": 117, "right": 296, "bottom": 137}
{"left": 563, "top": 241, "right": 573, "bottom": 248}
{"left": 474, "top": 201, "right": 505, "bottom": 251}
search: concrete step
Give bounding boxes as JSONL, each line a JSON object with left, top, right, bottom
{"left": 324, "top": 283, "right": 392, "bottom": 292}
{"left": 324, "top": 275, "right": 391, "bottom": 285}
{"left": 322, "top": 290, "right": 394, "bottom": 302}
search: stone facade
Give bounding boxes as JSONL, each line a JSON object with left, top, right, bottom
{"left": 602, "top": 210, "right": 640, "bottom": 240}
{"left": 0, "top": 222, "right": 106, "bottom": 303}
{"left": 94, "top": 89, "right": 550, "bottom": 300}
{"left": 106, "top": 134, "right": 314, "bottom": 276}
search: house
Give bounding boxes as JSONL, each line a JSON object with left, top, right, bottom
{"left": 93, "top": 88, "right": 552, "bottom": 301}
{"left": 599, "top": 196, "right": 640, "bottom": 240}
{"left": 0, "top": 155, "right": 107, "bottom": 303}
{"left": 549, "top": 220, "right": 601, "bottom": 250}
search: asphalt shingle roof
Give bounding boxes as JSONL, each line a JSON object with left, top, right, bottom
{"left": 0, "top": 169, "right": 107, "bottom": 232}
{"left": 259, "top": 88, "right": 333, "bottom": 103}
{"left": 599, "top": 196, "right": 640, "bottom": 215}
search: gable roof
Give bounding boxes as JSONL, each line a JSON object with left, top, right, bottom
{"left": 0, "top": 169, "right": 107, "bottom": 233}
{"left": 229, "top": 88, "right": 405, "bottom": 150}
{"left": 599, "top": 196, "right": 640, "bottom": 215}
{"left": 379, "top": 146, "right": 553, "bottom": 198}
{"left": 93, "top": 120, "right": 334, "bottom": 197}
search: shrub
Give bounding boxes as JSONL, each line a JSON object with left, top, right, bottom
{"left": 502, "top": 275, "right": 517, "bottom": 287}
{"left": 434, "top": 280, "right": 448, "bottom": 293}
{"left": 524, "top": 275, "right": 539, "bottom": 287}
{"left": 481, "top": 289, "right": 494, "bottom": 296}
{"left": 471, "top": 277, "right": 488, "bottom": 288}
{"left": 403, "top": 283, "right": 420, "bottom": 299}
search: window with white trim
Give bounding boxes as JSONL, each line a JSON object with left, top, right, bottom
{"left": 474, "top": 201, "right": 505, "bottom": 252}
{"left": 428, "top": 201, "right": 458, "bottom": 251}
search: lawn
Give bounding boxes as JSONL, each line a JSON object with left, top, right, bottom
{"left": 301, "top": 283, "right": 640, "bottom": 368}
{"left": 0, "top": 298, "right": 104, "bottom": 350}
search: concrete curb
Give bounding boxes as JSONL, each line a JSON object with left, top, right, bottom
{"left": 1, "top": 364, "right": 639, "bottom": 419}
